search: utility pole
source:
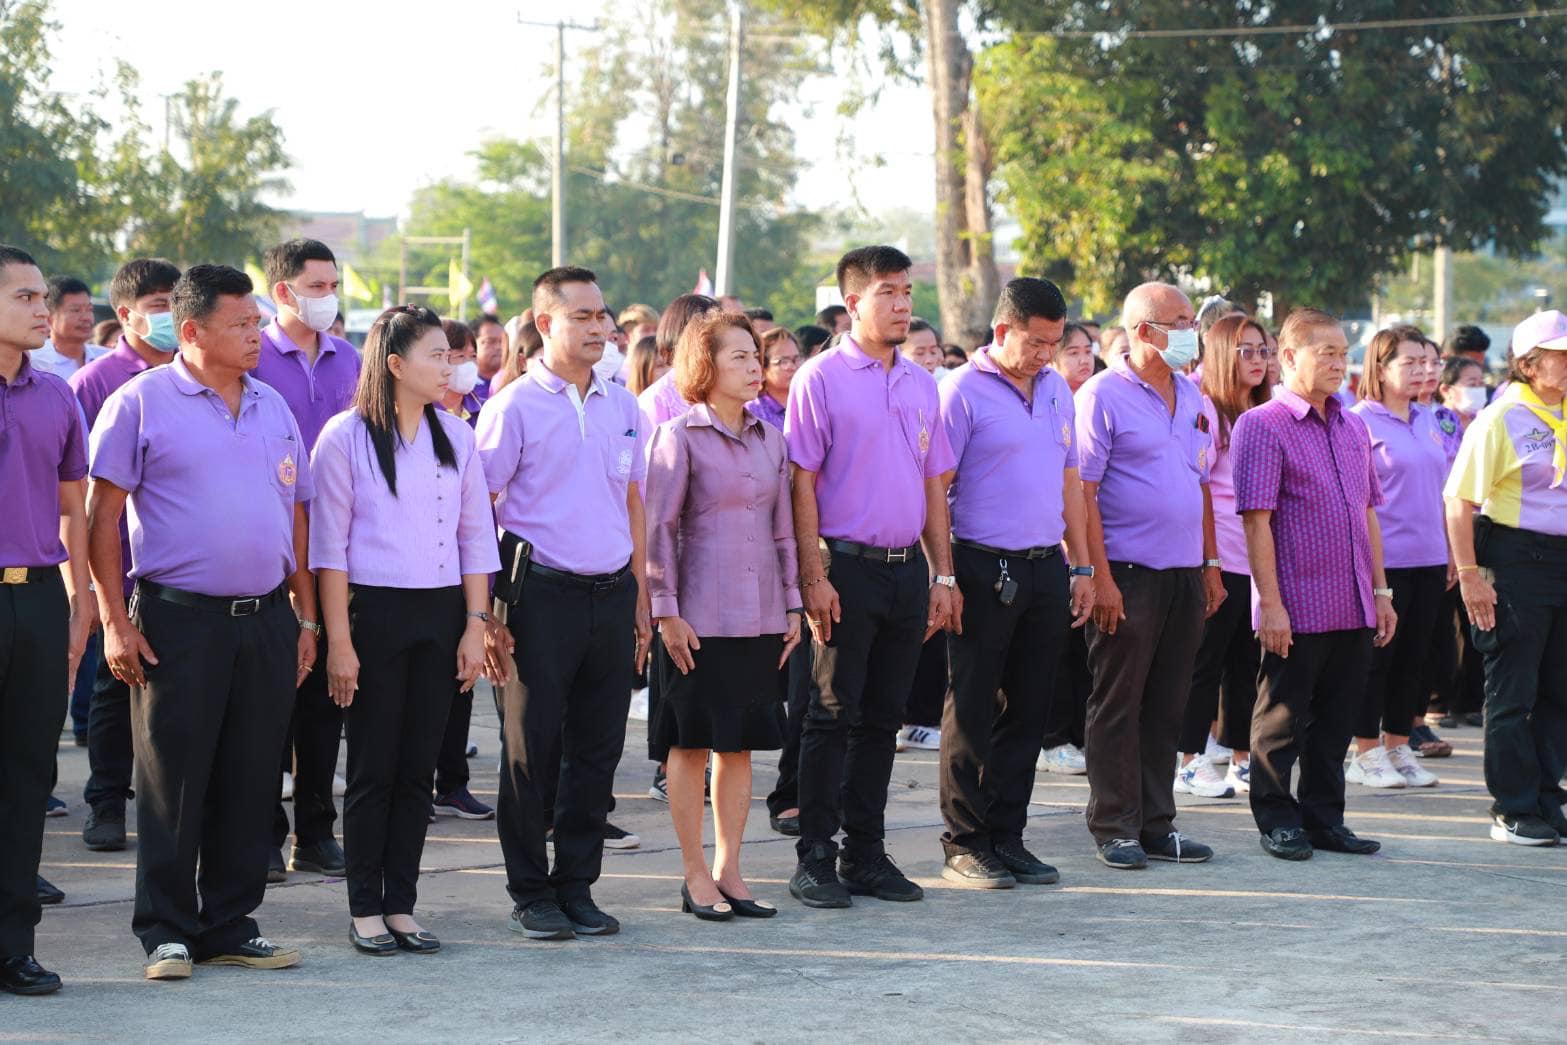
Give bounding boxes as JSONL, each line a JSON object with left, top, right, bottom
{"left": 519, "top": 16, "right": 600, "bottom": 268}
{"left": 1433, "top": 244, "right": 1452, "bottom": 342}
{"left": 714, "top": 4, "right": 743, "bottom": 298}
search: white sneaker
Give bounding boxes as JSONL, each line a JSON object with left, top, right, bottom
{"left": 279, "top": 772, "right": 294, "bottom": 801}
{"left": 332, "top": 773, "right": 347, "bottom": 798}
{"left": 1037, "top": 743, "right": 1088, "bottom": 775}
{"left": 628, "top": 687, "right": 649, "bottom": 722}
{"left": 1346, "top": 746, "right": 1406, "bottom": 788}
{"left": 897, "top": 725, "right": 941, "bottom": 751}
{"left": 1174, "top": 754, "right": 1234, "bottom": 798}
{"left": 1386, "top": 743, "right": 1438, "bottom": 787}
{"left": 1203, "top": 734, "right": 1233, "bottom": 765}
{"left": 1224, "top": 760, "right": 1250, "bottom": 794}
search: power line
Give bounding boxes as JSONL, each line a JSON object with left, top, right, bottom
{"left": 568, "top": 165, "right": 720, "bottom": 206}
{"left": 1006, "top": 7, "right": 1567, "bottom": 40}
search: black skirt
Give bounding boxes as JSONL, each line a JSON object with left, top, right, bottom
{"left": 651, "top": 634, "right": 786, "bottom": 759}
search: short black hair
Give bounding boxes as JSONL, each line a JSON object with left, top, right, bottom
{"left": 469, "top": 313, "right": 504, "bottom": 337}
{"left": 908, "top": 317, "right": 941, "bottom": 341}
{"left": 993, "top": 277, "right": 1067, "bottom": 328}
{"left": 943, "top": 345, "right": 968, "bottom": 362}
{"left": 836, "top": 245, "right": 913, "bottom": 297}
{"left": 172, "top": 264, "right": 253, "bottom": 330}
{"left": 46, "top": 275, "right": 91, "bottom": 311}
{"left": 1441, "top": 353, "right": 1484, "bottom": 387}
{"left": 1446, "top": 324, "right": 1491, "bottom": 357}
{"left": 108, "top": 258, "right": 180, "bottom": 310}
{"left": 795, "top": 324, "right": 832, "bottom": 357}
{"left": 263, "top": 238, "right": 337, "bottom": 289}
{"left": 532, "top": 266, "right": 597, "bottom": 314}
{"left": 814, "top": 305, "right": 847, "bottom": 329}
{"left": 743, "top": 307, "right": 774, "bottom": 322}
{"left": 0, "top": 244, "right": 38, "bottom": 271}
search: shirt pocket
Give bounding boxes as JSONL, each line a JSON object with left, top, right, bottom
{"left": 597, "top": 432, "right": 637, "bottom": 489}
{"left": 1183, "top": 425, "right": 1213, "bottom": 478}
{"left": 265, "top": 435, "right": 303, "bottom": 499}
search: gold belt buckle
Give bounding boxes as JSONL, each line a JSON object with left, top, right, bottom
{"left": 2, "top": 567, "right": 28, "bottom": 584}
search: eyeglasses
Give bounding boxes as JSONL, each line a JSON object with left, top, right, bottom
{"left": 768, "top": 356, "right": 801, "bottom": 368}
{"left": 1237, "top": 345, "right": 1275, "bottom": 361}
{"left": 1145, "top": 319, "right": 1198, "bottom": 332}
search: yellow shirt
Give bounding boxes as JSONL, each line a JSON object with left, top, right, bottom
{"left": 1445, "top": 383, "right": 1567, "bottom": 536}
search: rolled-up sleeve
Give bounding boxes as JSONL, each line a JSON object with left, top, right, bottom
{"left": 644, "top": 421, "right": 689, "bottom": 621}
{"left": 306, "top": 421, "right": 353, "bottom": 573}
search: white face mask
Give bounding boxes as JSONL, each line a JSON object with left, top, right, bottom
{"left": 1453, "top": 385, "right": 1488, "bottom": 415}
{"left": 287, "top": 285, "right": 340, "bottom": 333}
{"left": 448, "top": 360, "right": 480, "bottom": 395}
{"left": 592, "top": 344, "right": 624, "bottom": 382}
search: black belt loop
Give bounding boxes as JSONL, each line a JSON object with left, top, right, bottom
{"left": 136, "top": 579, "right": 288, "bottom": 617}
{"left": 951, "top": 538, "right": 1061, "bottom": 561}
{"left": 824, "top": 538, "right": 923, "bottom": 564}
{"left": 525, "top": 561, "right": 631, "bottom": 592}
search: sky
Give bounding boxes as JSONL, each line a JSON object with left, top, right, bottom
{"left": 45, "top": 0, "right": 936, "bottom": 223}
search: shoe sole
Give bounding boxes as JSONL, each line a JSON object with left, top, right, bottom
{"left": 2, "top": 978, "right": 63, "bottom": 995}
{"left": 939, "top": 867, "right": 1016, "bottom": 890}
{"left": 432, "top": 807, "right": 496, "bottom": 820}
{"left": 569, "top": 922, "right": 619, "bottom": 936}
{"left": 144, "top": 960, "right": 193, "bottom": 981}
{"left": 1175, "top": 784, "right": 1235, "bottom": 799}
{"left": 289, "top": 860, "right": 346, "bottom": 876}
{"left": 1490, "top": 824, "right": 1560, "bottom": 847}
{"left": 45, "top": 809, "right": 68, "bottom": 818}
{"left": 905, "top": 742, "right": 940, "bottom": 751}
{"left": 83, "top": 838, "right": 126, "bottom": 852}
{"left": 788, "top": 882, "right": 852, "bottom": 909}
{"left": 1260, "top": 839, "right": 1313, "bottom": 861}
{"left": 1147, "top": 852, "right": 1213, "bottom": 863}
{"left": 1008, "top": 869, "right": 1061, "bottom": 885}
{"left": 509, "top": 917, "right": 575, "bottom": 940}
{"left": 200, "top": 951, "right": 301, "bottom": 970}
{"left": 843, "top": 882, "right": 924, "bottom": 901}
{"left": 647, "top": 791, "right": 669, "bottom": 803}
{"left": 602, "top": 838, "right": 641, "bottom": 850}
{"left": 1095, "top": 855, "right": 1147, "bottom": 870}
{"left": 770, "top": 822, "right": 802, "bottom": 836}
{"left": 1039, "top": 765, "right": 1088, "bottom": 775}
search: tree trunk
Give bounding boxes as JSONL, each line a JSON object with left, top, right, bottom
{"left": 924, "top": 0, "right": 998, "bottom": 348}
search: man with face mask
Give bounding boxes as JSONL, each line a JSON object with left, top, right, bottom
{"left": 1075, "top": 282, "right": 1226, "bottom": 870}
{"left": 253, "top": 239, "right": 360, "bottom": 883}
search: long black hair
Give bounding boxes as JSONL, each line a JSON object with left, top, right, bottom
{"left": 353, "top": 305, "right": 457, "bottom": 495}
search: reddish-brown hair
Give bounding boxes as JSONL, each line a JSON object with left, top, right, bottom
{"left": 1200, "top": 313, "right": 1273, "bottom": 448}
{"left": 675, "top": 312, "right": 761, "bottom": 404}
{"left": 1359, "top": 324, "right": 1427, "bottom": 403}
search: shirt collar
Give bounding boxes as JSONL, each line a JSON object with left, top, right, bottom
{"left": 1274, "top": 383, "right": 1342, "bottom": 423}
{"left": 1515, "top": 381, "right": 1566, "bottom": 415}
{"left": 168, "top": 353, "right": 264, "bottom": 400}
{"left": 685, "top": 401, "right": 762, "bottom": 440}
{"left": 528, "top": 361, "right": 607, "bottom": 398}
{"left": 6, "top": 352, "right": 38, "bottom": 387}
{"left": 840, "top": 334, "right": 911, "bottom": 377}
{"left": 266, "top": 320, "right": 339, "bottom": 358}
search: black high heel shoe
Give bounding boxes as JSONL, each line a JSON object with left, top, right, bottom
{"left": 388, "top": 927, "right": 441, "bottom": 954}
{"left": 680, "top": 884, "right": 734, "bottom": 922}
{"left": 349, "top": 921, "right": 398, "bottom": 956}
{"left": 717, "top": 887, "right": 777, "bottom": 919}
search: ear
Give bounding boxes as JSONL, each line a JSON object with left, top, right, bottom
{"left": 535, "top": 310, "right": 554, "bottom": 339}
{"left": 116, "top": 304, "right": 131, "bottom": 324}
{"left": 843, "top": 292, "right": 861, "bottom": 321}
{"left": 179, "top": 316, "right": 198, "bottom": 345}
{"left": 993, "top": 321, "right": 1009, "bottom": 345}
{"left": 273, "top": 281, "right": 294, "bottom": 306}
{"left": 386, "top": 353, "right": 405, "bottom": 380}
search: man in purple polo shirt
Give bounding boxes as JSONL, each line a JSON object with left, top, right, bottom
{"left": 785, "top": 245, "right": 957, "bottom": 909}
{"left": 1076, "top": 282, "right": 1226, "bottom": 870}
{"left": 70, "top": 257, "right": 182, "bottom": 855}
{"left": 478, "top": 266, "right": 651, "bottom": 941}
{"left": 89, "top": 265, "right": 318, "bottom": 980}
{"left": 1233, "top": 307, "right": 1396, "bottom": 861}
{"left": 937, "top": 277, "right": 1096, "bottom": 890}
{"left": 0, "top": 245, "right": 91, "bottom": 997}
{"left": 254, "top": 238, "right": 360, "bottom": 883}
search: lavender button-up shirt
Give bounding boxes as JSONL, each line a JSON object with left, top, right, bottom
{"left": 89, "top": 355, "right": 313, "bottom": 598}
{"left": 1075, "top": 355, "right": 1211, "bottom": 570}
{"left": 940, "top": 347, "right": 1077, "bottom": 550}
{"left": 1, "top": 356, "right": 87, "bottom": 567}
{"left": 308, "top": 410, "right": 500, "bottom": 587}
{"left": 1352, "top": 400, "right": 1449, "bottom": 569}
{"left": 252, "top": 321, "right": 360, "bottom": 450}
{"left": 645, "top": 404, "right": 799, "bottom": 637}
{"left": 70, "top": 339, "right": 154, "bottom": 429}
{"left": 1232, "top": 387, "right": 1383, "bottom": 633}
{"left": 786, "top": 335, "right": 954, "bottom": 549}
{"left": 477, "top": 364, "right": 647, "bottom": 576}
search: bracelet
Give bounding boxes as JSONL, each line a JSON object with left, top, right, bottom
{"left": 1455, "top": 564, "right": 1480, "bottom": 574}
{"left": 467, "top": 611, "right": 491, "bottom": 623}
{"left": 1373, "top": 587, "right": 1394, "bottom": 599}
{"left": 297, "top": 618, "right": 322, "bottom": 636}
{"left": 801, "top": 576, "right": 828, "bottom": 589}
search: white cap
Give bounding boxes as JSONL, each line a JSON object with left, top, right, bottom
{"left": 1510, "top": 309, "right": 1567, "bottom": 358}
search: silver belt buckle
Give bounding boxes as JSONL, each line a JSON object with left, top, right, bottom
{"left": 230, "top": 597, "right": 261, "bottom": 616}
{"left": 886, "top": 547, "right": 909, "bottom": 564}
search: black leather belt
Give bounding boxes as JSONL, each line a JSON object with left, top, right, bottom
{"left": 825, "top": 539, "right": 922, "bottom": 564}
{"left": 136, "top": 580, "right": 288, "bottom": 617}
{"left": 1, "top": 566, "right": 59, "bottom": 584}
{"left": 526, "top": 561, "right": 630, "bottom": 593}
{"left": 952, "top": 538, "right": 1061, "bottom": 561}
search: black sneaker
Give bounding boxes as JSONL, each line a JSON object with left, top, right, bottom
{"left": 1490, "top": 813, "right": 1560, "bottom": 847}
{"left": 267, "top": 849, "right": 287, "bottom": 884}
{"left": 83, "top": 803, "right": 127, "bottom": 851}
{"left": 432, "top": 787, "right": 495, "bottom": 820}
{"left": 561, "top": 897, "right": 620, "bottom": 936}
{"left": 940, "top": 850, "right": 1016, "bottom": 889}
{"left": 200, "top": 936, "right": 300, "bottom": 969}
{"left": 1307, "top": 825, "right": 1381, "bottom": 854}
{"left": 1143, "top": 831, "right": 1214, "bottom": 863}
{"left": 508, "top": 899, "right": 574, "bottom": 940}
{"left": 1259, "top": 827, "right": 1313, "bottom": 860}
{"left": 789, "top": 844, "right": 852, "bottom": 908}
{"left": 1542, "top": 806, "right": 1567, "bottom": 839}
{"left": 1095, "top": 838, "right": 1147, "bottom": 870}
{"left": 994, "top": 840, "right": 1061, "bottom": 884}
{"left": 290, "top": 838, "right": 347, "bottom": 876}
{"left": 839, "top": 852, "right": 924, "bottom": 902}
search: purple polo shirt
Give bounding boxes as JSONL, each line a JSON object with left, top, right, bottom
{"left": 1203, "top": 397, "right": 1250, "bottom": 576}
{"left": 252, "top": 321, "right": 360, "bottom": 450}
{"left": 1075, "top": 356, "right": 1211, "bottom": 570}
{"left": 637, "top": 370, "right": 689, "bottom": 431}
{"left": 786, "top": 335, "right": 954, "bottom": 549}
{"left": 1232, "top": 387, "right": 1383, "bottom": 633}
{"left": 940, "top": 347, "right": 1077, "bottom": 549}
{"left": 1352, "top": 400, "right": 1449, "bottom": 569}
{"left": 476, "top": 364, "right": 647, "bottom": 576}
{"left": 746, "top": 391, "right": 787, "bottom": 431}
{"left": 89, "top": 355, "right": 314, "bottom": 598}
{"left": 309, "top": 410, "right": 500, "bottom": 587}
{"left": 1, "top": 356, "right": 87, "bottom": 567}
{"left": 70, "top": 339, "right": 155, "bottom": 429}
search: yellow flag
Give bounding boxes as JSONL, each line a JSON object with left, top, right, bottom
{"left": 448, "top": 259, "right": 474, "bottom": 308}
{"left": 244, "top": 260, "right": 271, "bottom": 299}
{"left": 341, "top": 263, "right": 374, "bottom": 304}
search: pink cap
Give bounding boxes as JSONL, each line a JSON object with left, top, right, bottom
{"left": 1511, "top": 309, "right": 1567, "bottom": 357}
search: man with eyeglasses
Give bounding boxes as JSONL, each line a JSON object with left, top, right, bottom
{"left": 1075, "top": 282, "right": 1226, "bottom": 870}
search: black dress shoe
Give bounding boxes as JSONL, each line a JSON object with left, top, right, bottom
{"left": 1259, "top": 827, "right": 1313, "bottom": 861}
{"left": 35, "top": 876, "right": 63, "bottom": 905}
{"left": 1307, "top": 825, "right": 1380, "bottom": 854}
{"left": 349, "top": 921, "right": 398, "bottom": 956}
{"left": 680, "top": 884, "right": 734, "bottom": 922}
{"left": 716, "top": 886, "right": 777, "bottom": 918}
{"left": 290, "top": 838, "right": 346, "bottom": 876}
{"left": 388, "top": 927, "right": 441, "bottom": 954}
{"left": 769, "top": 814, "right": 800, "bottom": 836}
{"left": 0, "top": 955, "right": 62, "bottom": 995}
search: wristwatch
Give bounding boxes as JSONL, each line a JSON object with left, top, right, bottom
{"left": 1069, "top": 565, "right": 1095, "bottom": 578}
{"left": 297, "top": 618, "right": 322, "bottom": 636}
{"left": 467, "top": 611, "right": 492, "bottom": 623}
{"left": 1373, "top": 587, "right": 1394, "bottom": 599}
{"left": 932, "top": 575, "right": 957, "bottom": 589}
{"left": 1204, "top": 558, "right": 1222, "bottom": 570}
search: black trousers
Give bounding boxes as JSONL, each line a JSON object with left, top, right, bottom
{"left": 68, "top": 632, "right": 98, "bottom": 737}
{"left": 904, "top": 634, "right": 948, "bottom": 728}
{"left": 0, "top": 572, "right": 67, "bottom": 957}
{"left": 940, "top": 545, "right": 1068, "bottom": 856}
{"left": 130, "top": 589, "right": 296, "bottom": 957}
{"left": 1084, "top": 564, "right": 1204, "bottom": 844}
{"left": 84, "top": 656, "right": 134, "bottom": 810}
{"left": 343, "top": 586, "right": 462, "bottom": 917}
{"left": 1249, "top": 629, "right": 1372, "bottom": 835}
{"left": 434, "top": 686, "right": 473, "bottom": 796}
{"left": 1359, "top": 565, "right": 1446, "bottom": 738}
{"left": 1042, "top": 626, "right": 1089, "bottom": 750}
{"left": 796, "top": 551, "right": 927, "bottom": 862}
{"left": 272, "top": 636, "right": 342, "bottom": 849}
{"left": 1473, "top": 523, "right": 1567, "bottom": 819}
{"left": 1180, "top": 570, "right": 1259, "bottom": 754}
{"left": 766, "top": 638, "right": 814, "bottom": 817}
{"left": 497, "top": 568, "right": 634, "bottom": 908}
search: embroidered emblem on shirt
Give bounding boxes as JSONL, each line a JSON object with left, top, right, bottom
{"left": 918, "top": 408, "right": 931, "bottom": 454}
{"left": 617, "top": 448, "right": 633, "bottom": 476}
{"left": 1061, "top": 420, "right": 1073, "bottom": 447}
{"left": 1523, "top": 425, "right": 1554, "bottom": 447}
{"left": 1438, "top": 417, "right": 1457, "bottom": 435}
{"left": 1198, "top": 446, "right": 1208, "bottom": 472}
{"left": 278, "top": 453, "right": 297, "bottom": 486}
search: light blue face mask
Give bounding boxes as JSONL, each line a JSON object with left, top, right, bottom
{"left": 1158, "top": 327, "right": 1199, "bottom": 370}
{"left": 134, "top": 310, "right": 178, "bottom": 351}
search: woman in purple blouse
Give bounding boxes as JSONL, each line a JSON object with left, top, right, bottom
{"left": 645, "top": 312, "right": 802, "bottom": 921}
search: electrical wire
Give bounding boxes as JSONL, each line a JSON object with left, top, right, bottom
{"left": 1003, "top": 7, "right": 1567, "bottom": 40}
